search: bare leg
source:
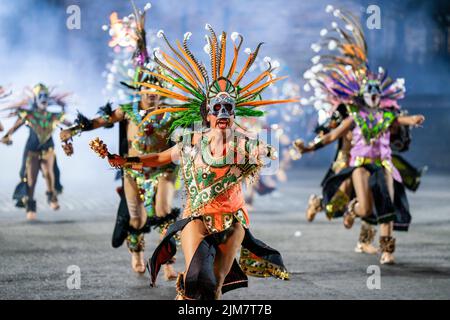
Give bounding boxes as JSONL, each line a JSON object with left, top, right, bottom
{"left": 177, "top": 219, "right": 208, "bottom": 299}
{"left": 180, "top": 219, "right": 208, "bottom": 273}
{"left": 154, "top": 174, "right": 177, "bottom": 280}
{"left": 40, "top": 150, "right": 59, "bottom": 210}
{"left": 351, "top": 168, "right": 373, "bottom": 218}
{"left": 213, "top": 223, "right": 245, "bottom": 300}
{"left": 349, "top": 167, "right": 377, "bottom": 254}
{"left": 26, "top": 152, "right": 40, "bottom": 220}
{"left": 155, "top": 174, "right": 175, "bottom": 218}
{"left": 124, "top": 175, "right": 147, "bottom": 273}
{"left": 322, "top": 177, "right": 353, "bottom": 221}
{"left": 124, "top": 175, "right": 147, "bottom": 230}
{"left": 343, "top": 168, "right": 373, "bottom": 229}
{"left": 380, "top": 168, "right": 394, "bottom": 237}
{"left": 26, "top": 152, "right": 40, "bottom": 200}
{"left": 340, "top": 178, "right": 353, "bottom": 196}
{"left": 306, "top": 194, "right": 322, "bottom": 222}
{"left": 380, "top": 169, "right": 395, "bottom": 264}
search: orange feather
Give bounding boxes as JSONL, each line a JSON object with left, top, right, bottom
{"left": 175, "top": 40, "right": 205, "bottom": 85}
{"left": 227, "top": 43, "right": 239, "bottom": 79}
{"left": 237, "top": 98, "right": 299, "bottom": 107}
{"left": 139, "top": 107, "right": 188, "bottom": 126}
{"left": 219, "top": 32, "right": 226, "bottom": 77}
{"left": 233, "top": 54, "right": 253, "bottom": 86}
{"left": 138, "top": 71, "right": 191, "bottom": 94}
{"left": 240, "top": 70, "right": 272, "bottom": 93}
{"left": 240, "top": 76, "right": 287, "bottom": 100}
{"left": 160, "top": 51, "right": 198, "bottom": 88}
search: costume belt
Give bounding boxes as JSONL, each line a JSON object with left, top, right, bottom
{"left": 332, "top": 150, "right": 350, "bottom": 172}
{"left": 353, "top": 156, "right": 392, "bottom": 173}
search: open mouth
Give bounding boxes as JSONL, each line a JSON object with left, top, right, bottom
{"left": 371, "top": 95, "right": 377, "bottom": 103}
{"left": 216, "top": 118, "right": 230, "bottom": 129}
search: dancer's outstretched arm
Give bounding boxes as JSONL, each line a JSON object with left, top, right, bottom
{"left": 0, "top": 118, "right": 24, "bottom": 145}
{"left": 107, "top": 145, "right": 179, "bottom": 170}
{"left": 60, "top": 107, "right": 125, "bottom": 142}
{"left": 294, "top": 117, "right": 353, "bottom": 154}
{"left": 396, "top": 114, "right": 425, "bottom": 127}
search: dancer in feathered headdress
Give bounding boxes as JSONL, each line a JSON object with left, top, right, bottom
{"left": 92, "top": 25, "right": 296, "bottom": 299}
{"left": 59, "top": 2, "right": 180, "bottom": 279}
{"left": 294, "top": 5, "right": 425, "bottom": 265}
{"left": 1, "top": 83, "right": 72, "bottom": 220}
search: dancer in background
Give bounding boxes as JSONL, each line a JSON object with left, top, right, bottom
{"left": 1, "top": 83, "right": 71, "bottom": 220}
{"left": 91, "top": 25, "right": 295, "bottom": 299}
{"left": 294, "top": 6, "right": 425, "bottom": 264}
{"left": 60, "top": 3, "right": 179, "bottom": 279}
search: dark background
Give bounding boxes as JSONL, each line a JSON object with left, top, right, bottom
{"left": 0, "top": 0, "right": 449, "bottom": 184}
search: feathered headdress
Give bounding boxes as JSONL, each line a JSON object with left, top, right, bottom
{"left": 0, "top": 84, "right": 70, "bottom": 115}
{"left": 136, "top": 24, "right": 298, "bottom": 131}
{"left": 303, "top": 5, "right": 405, "bottom": 111}
{"left": 103, "top": 2, "right": 162, "bottom": 99}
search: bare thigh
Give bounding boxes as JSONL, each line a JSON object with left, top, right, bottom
{"left": 214, "top": 223, "right": 245, "bottom": 283}
{"left": 124, "top": 175, "right": 147, "bottom": 227}
{"left": 155, "top": 173, "right": 175, "bottom": 217}
{"left": 40, "top": 150, "right": 56, "bottom": 192}
{"left": 351, "top": 167, "right": 373, "bottom": 217}
{"left": 338, "top": 177, "right": 353, "bottom": 197}
{"left": 26, "top": 152, "right": 40, "bottom": 198}
{"left": 180, "top": 219, "right": 208, "bottom": 272}
{"left": 384, "top": 168, "right": 394, "bottom": 202}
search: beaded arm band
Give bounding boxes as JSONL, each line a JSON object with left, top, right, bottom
{"left": 123, "top": 157, "right": 144, "bottom": 170}
{"left": 309, "top": 137, "right": 324, "bottom": 151}
{"left": 67, "top": 112, "right": 94, "bottom": 137}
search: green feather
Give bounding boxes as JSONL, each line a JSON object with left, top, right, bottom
{"left": 236, "top": 106, "right": 265, "bottom": 118}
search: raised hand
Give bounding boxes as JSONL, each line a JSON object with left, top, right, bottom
{"left": 293, "top": 139, "right": 307, "bottom": 153}
{"left": 1, "top": 134, "right": 12, "bottom": 145}
{"left": 413, "top": 115, "right": 425, "bottom": 127}
{"left": 60, "top": 129, "right": 74, "bottom": 143}
{"left": 89, "top": 137, "right": 110, "bottom": 159}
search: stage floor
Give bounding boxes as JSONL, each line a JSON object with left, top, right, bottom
{"left": 1, "top": 169, "right": 449, "bottom": 300}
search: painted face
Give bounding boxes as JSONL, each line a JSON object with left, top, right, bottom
{"left": 36, "top": 91, "right": 49, "bottom": 110}
{"left": 363, "top": 80, "right": 381, "bottom": 109}
{"left": 207, "top": 93, "right": 235, "bottom": 130}
{"left": 208, "top": 93, "right": 235, "bottom": 119}
{"left": 33, "top": 84, "right": 49, "bottom": 110}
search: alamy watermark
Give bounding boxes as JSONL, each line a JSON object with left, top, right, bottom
{"left": 66, "top": 5, "right": 81, "bottom": 30}
{"left": 366, "top": 5, "right": 381, "bottom": 30}
{"left": 66, "top": 265, "right": 81, "bottom": 290}
{"left": 366, "top": 265, "right": 381, "bottom": 290}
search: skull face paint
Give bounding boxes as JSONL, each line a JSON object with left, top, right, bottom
{"left": 33, "top": 84, "right": 49, "bottom": 110}
{"left": 208, "top": 92, "right": 235, "bottom": 120}
{"left": 206, "top": 77, "right": 238, "bottom": 129}
{"left": 363, "top": 80, "right": 382, "bottom": 109}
